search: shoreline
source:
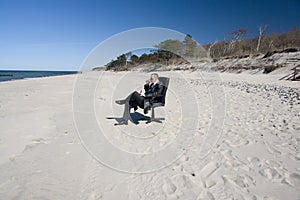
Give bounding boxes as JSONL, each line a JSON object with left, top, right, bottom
{"left": 0, "top": 70, "right": 81, "bottom": 83}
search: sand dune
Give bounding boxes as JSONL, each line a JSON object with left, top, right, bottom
{"left": 0, "top": 70, "right": 299, "bottom": 199}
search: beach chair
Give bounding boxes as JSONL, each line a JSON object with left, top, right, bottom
{"left": 146, "top": 77, "right": 169, "bottom": 124}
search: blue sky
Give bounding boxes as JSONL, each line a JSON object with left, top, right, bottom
{"left": 0, "top": 0, "right": 299, "bottom": 71}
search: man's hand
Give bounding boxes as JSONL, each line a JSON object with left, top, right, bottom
{"left": 145, "top": 79, "right": 150, "bottom": 84}
{"left": 139, "top": 89, "right": 144, "bottom": 96}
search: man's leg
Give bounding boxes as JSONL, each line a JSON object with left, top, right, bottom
{"left": 130, "top": 91, "right": 151, "bottom": 114}
{"left": 117, "top": 91, "right": 144, "bottom": 124}
{"left": 130, "top": 91, "right": 144, "bottom": 108}
{"left": 121, "top": 94, "right": 133, "bottom": 123}
{"left": 143, "top": 98, "right": 151, "bottom": 114}
{"left": 120, "top": 91, "right": 142, "bottom": 123}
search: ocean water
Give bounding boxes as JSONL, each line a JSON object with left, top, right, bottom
{"left": 0, "top": 70, "right": 78, "bottom": 82}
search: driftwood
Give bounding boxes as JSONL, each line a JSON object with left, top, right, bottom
{"left": 279, "top": 65, "right": 300, "bottom": 81}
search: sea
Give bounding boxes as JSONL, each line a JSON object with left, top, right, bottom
{"left": 0, "top": 70, "right": 78, "bottom": 82}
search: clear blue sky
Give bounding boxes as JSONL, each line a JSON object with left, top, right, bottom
{"left": 0, "top": 0, "right": 299, "bottom": 71}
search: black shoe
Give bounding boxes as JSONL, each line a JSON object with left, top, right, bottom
{"left": 115, "top": 99, "right": 126, "bottom": 105}
{"left": 144, "top": 106, "right": 150, "bottom": 114}
{"left": 133, "top": 106, "right": 138, "bottom": 112}
{"left": 114, "top": 119, "right": 128, "bottom": 126}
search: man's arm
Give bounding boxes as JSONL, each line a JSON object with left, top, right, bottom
{"left": 144, "top": 83, "right": 150, "bottom": 91}
{"left": 144, "top": 79, "right": 151, "bottom": 91}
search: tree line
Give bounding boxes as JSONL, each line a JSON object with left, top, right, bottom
{"left": 204, "top": 26, "right": 300, "bottom": 59}
{"left": 104, "top": 49, "right": 186, "bottom": 71}
{"left": 101, "top": 26, "right": 300, "bottom": 71}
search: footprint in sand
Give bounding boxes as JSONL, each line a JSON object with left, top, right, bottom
{"left": 20, "top": 138, "right": 49, "bottom": 153}
{"left": 282, "top": 172, "right": 300, "bottom": 187}
{"left": 31, "top": 138, "right": 47, "bottom": 143}
{"left": 199, "top": 161, "right": 220, "bottom": 179}
{"left": 259, "top": 167, "right": 282, "bottom": 181}
{"left": 287, "top": 153, "right": 300, "bottom": 161}
{"left": 222, "top": 175, "right": 249, "bottom": 188}
{"left": 162, "top": 177, "right": 177, "bottom": 196}
{"left": 224, "top": 137, "right": 250, "bottom": 148}
{"left": 264, "top": 141, "right": 282, "bottom": 155}
{"left": 221, "top": 150, "right": 251, "bottom": 171}
{"left": 173, "top": 174, "right": 198, "bottom": 191}
{"left": 247, "top": 156, "right": 262, "bottom": 168}
{"left": 197, "top": 191, "right": 215, "bottom": 200}
{"left": 221, "top": 175, "right": 259, "bottom": 200}
{"left": 265, "top": 159, "right": 283, "bottom": 169}
{"left": 204, "top": 179, "right": 217, "bottom": 189}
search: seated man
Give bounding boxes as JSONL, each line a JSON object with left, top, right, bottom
{"left": 115, "top": 73, "right": 164, "bottom": 125}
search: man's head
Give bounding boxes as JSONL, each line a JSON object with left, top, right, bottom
{"left": 150, "top": 73, "right": 159, "bottom": 83}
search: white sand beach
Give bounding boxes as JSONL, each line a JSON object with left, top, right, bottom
{"left": 0, "top": 70, "right": 299, "bottom": 200}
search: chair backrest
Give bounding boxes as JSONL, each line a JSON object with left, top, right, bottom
{"left": 158, "top": 77, "right": 169, "bottom": 105}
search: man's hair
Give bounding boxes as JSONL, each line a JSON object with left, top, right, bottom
{"left": 151, "top": 73, "right": 159, "bottom": 79}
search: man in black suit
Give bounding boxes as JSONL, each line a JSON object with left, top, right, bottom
{"left": 115, "top": 73, "right": 164, "bottom": 125}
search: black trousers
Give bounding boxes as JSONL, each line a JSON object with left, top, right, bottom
{"left": 129, "top": 91, "right": 144, "bottom": 108}
{"left": 122, "top": 91, "right": 145, "bottom": 120}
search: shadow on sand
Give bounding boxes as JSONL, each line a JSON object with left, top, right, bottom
{"left": 106, "top": 112, "right": 150, "bottom": 125}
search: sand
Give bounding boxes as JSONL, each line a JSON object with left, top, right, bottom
{"left": 0, "top": 70, "right": 299, "bottom": 200}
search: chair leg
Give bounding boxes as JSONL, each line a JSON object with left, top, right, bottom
{"left": 146, "top": 107, "right": 165, "bottom": 124}
{"left": 151, "top": 106, "right": 155, "bottom": 119}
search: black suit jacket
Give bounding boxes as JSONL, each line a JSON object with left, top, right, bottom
{"left": 144, "top": 82, "right": 164, "bottom": 104}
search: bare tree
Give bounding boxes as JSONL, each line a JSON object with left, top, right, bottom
{"left": 256, "top": 25, "right": 268, "bottom": 52}
{"left": 208, "top": 40, "right": 218, "bottom": 57}
{"left": 124, "top": 52, "right": 132, "bottom": 66}
{"left": 223, "top": 28, "right": 247, "bottom": 56}
{"left": 232, "top": 28, "right": 247, "bottom": 41}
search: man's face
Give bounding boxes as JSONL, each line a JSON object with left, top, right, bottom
{"left": 150, "top": 75, "right": 156, "bottom": 83}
